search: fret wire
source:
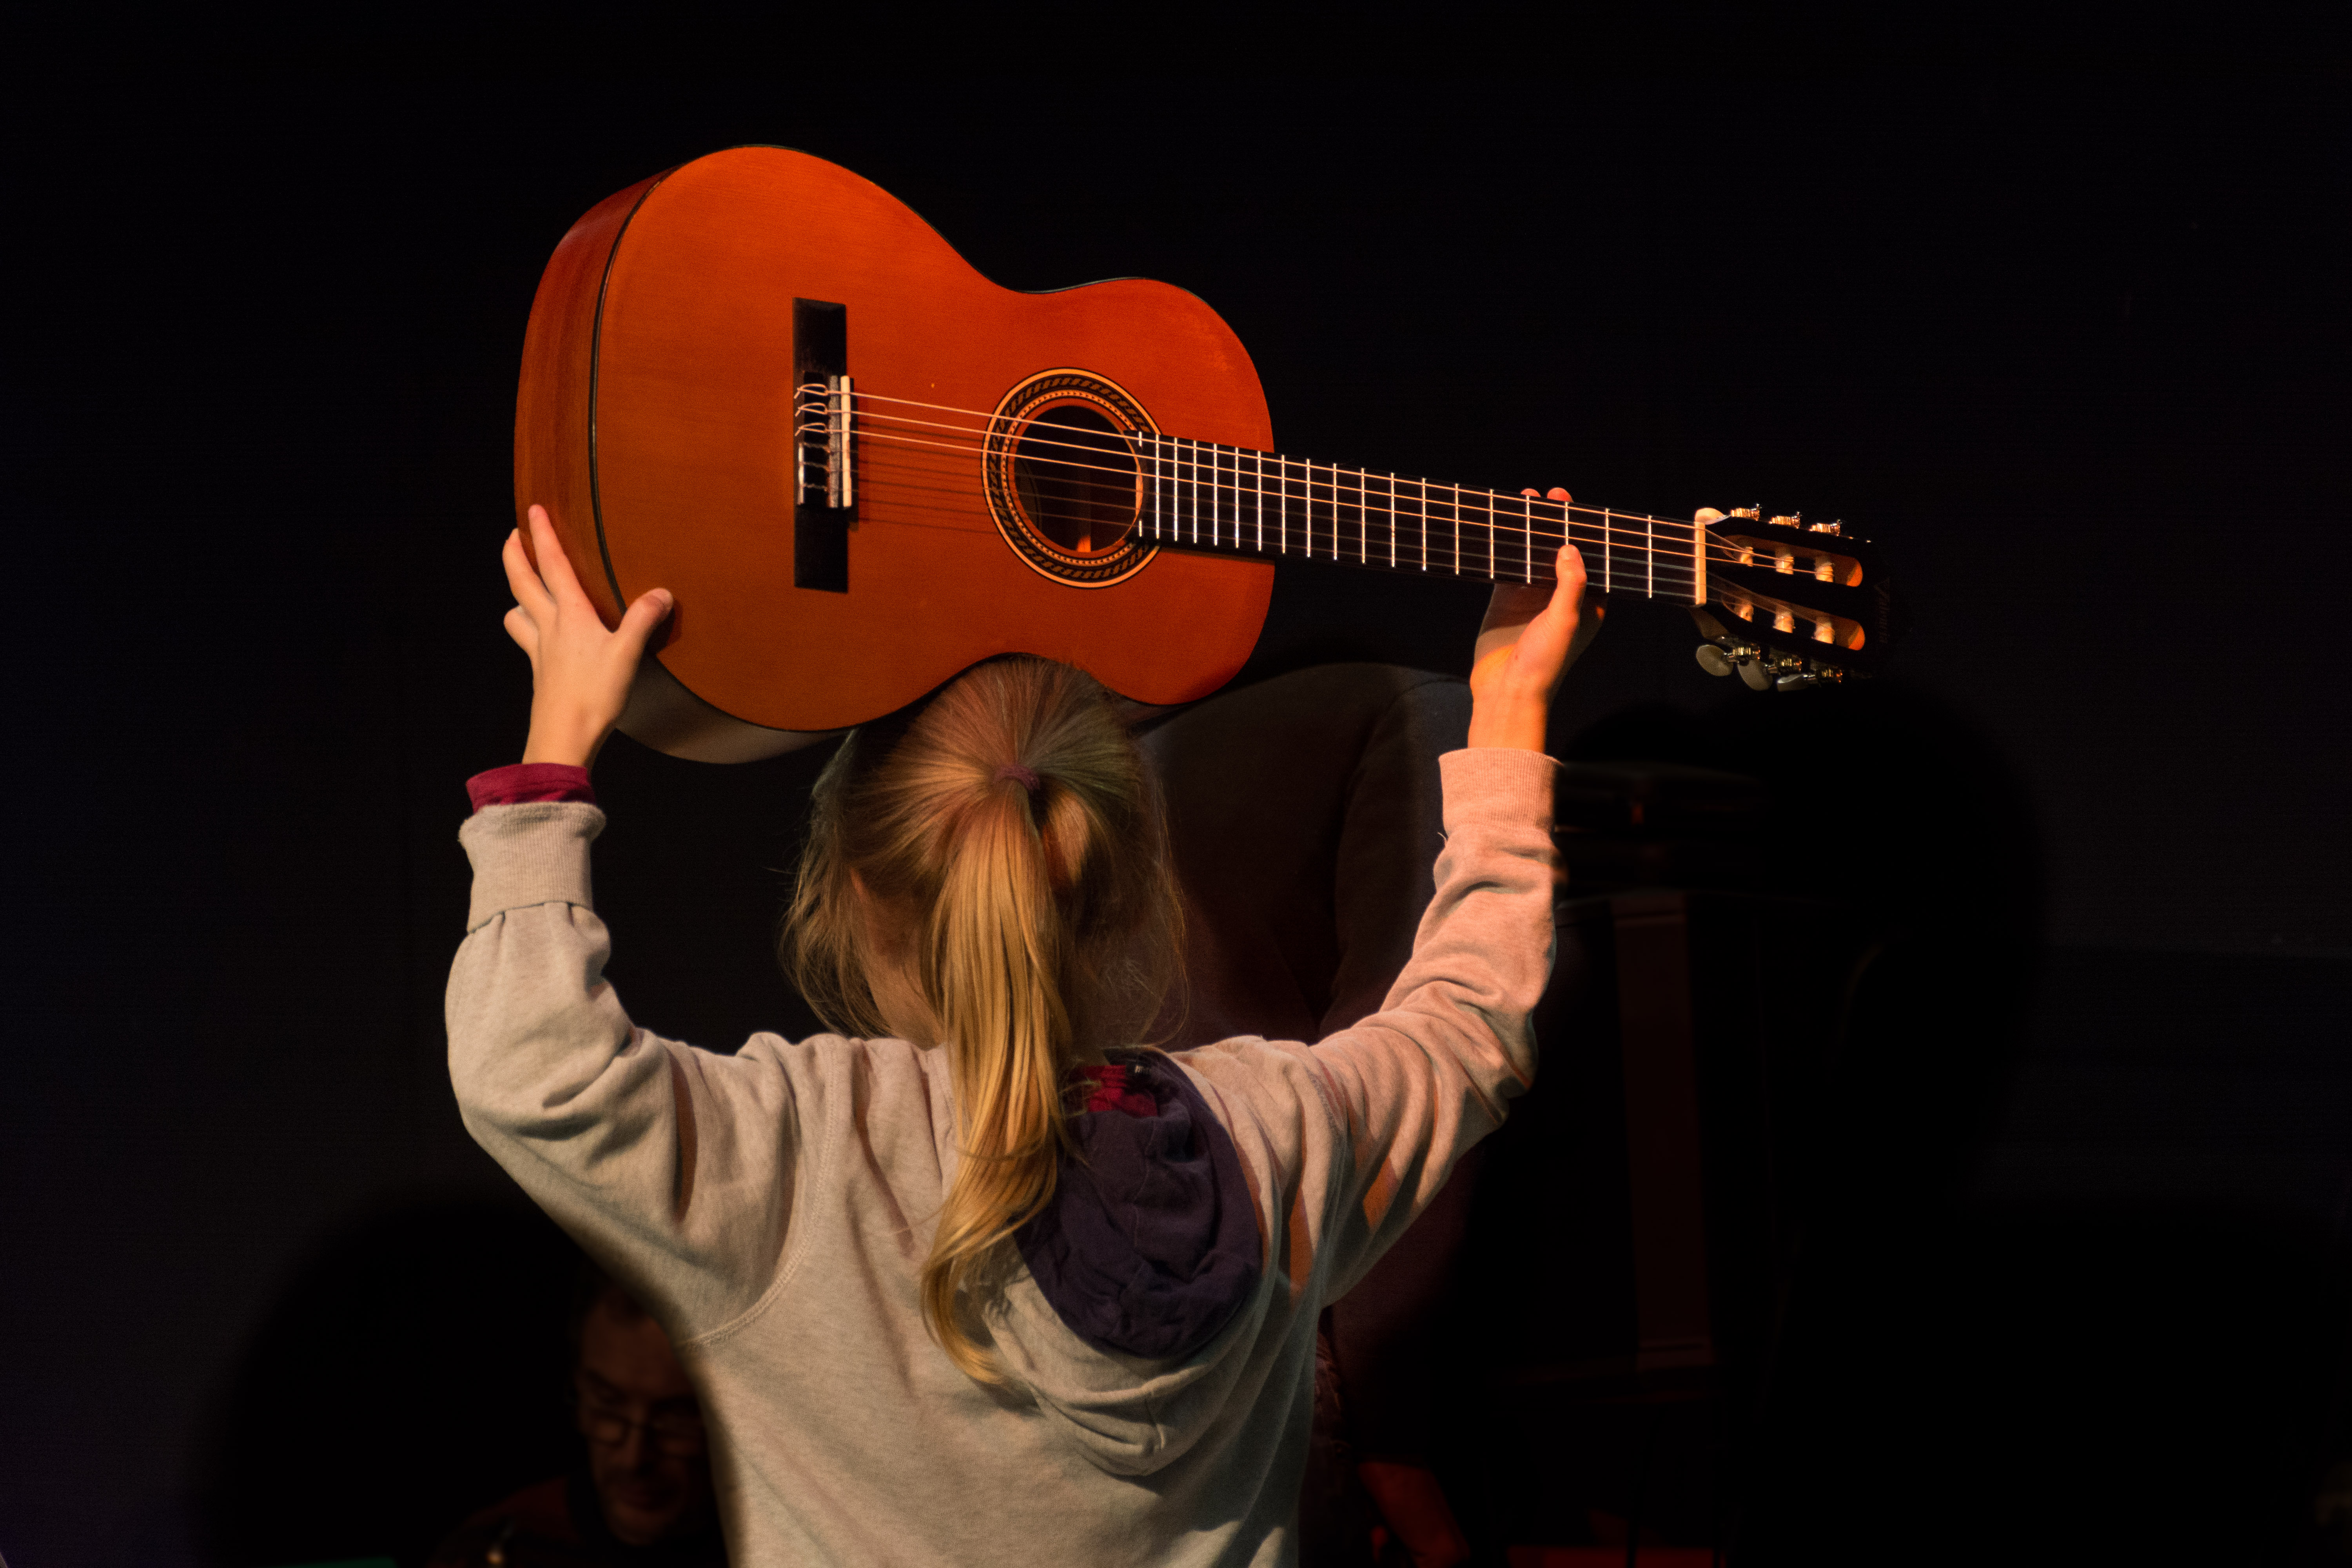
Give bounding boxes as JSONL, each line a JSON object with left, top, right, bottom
{"left": 1204, "top": 444, "right": 1223, "bottom": 550}
{"left": 1280, "top": 454, "right": 1291, "bottom": 555}
{"left": 1233, "top": 445, "right": 1242, "bottom": 549}
{"left": 1603, "top": 508, "right": 1614, "bottom": 593}
{"left": 1374, "top": 472, "right": 1392, "bottom": 571}
{"left": 1254, "top": 449, "right": 1263, "bottom": 552}
{"left": 1318, "top": 462, "right": 1330, "bottom": 561}
{"left": 1188, "top": 439, "right": 1198, "bottom": 545}
{"left": 1202, "top": 441, "right": 1213, "bottom": 546}
{"left": 1198, "top": 441, "right": 1209, "bottom": 547}
{"left": 1646, "top": 510, "right": 1654, "bottom": 599}
{"left": 1277, "top": 454, "right": 1288, "bottom": 554}
{"left": 1523, "top": 490, "right": 1533, "bottom": 583}
{"left": 1213, "top": 443, "right": 1224, "bottom": 548}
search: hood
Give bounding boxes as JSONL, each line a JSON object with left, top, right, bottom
{"left": 992, "top": 1051, "right": 1269, "bottom": 1476}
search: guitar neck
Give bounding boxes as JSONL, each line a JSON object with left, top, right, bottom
{"left": 1132, "top": 434, "right": 1706, "bottom": 604}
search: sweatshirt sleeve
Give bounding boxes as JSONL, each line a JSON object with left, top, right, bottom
{"left": 1278, "top": 747, "right": 1558, "bottom": 1303}
{"left": 444, "top": 802, "right": 804, "bottom": 1335}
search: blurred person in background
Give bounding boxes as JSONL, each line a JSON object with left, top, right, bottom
{"left": 430, "top": 1266, "right": 725, "bottom": 1567}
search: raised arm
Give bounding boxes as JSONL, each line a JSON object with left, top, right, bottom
{"left": 447, "top": 509, "right": 795, "bottom": 1335}
{"left": 1304, "top": 526, "right": 1589, "bottom": 1296}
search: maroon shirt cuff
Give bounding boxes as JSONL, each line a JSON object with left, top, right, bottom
{"left": 466, "top": 762, "right": 597, "bottom": 812}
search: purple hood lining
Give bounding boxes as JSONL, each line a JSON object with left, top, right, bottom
{"left": 1014, "top": 1051, "right": 1263, "bottom": 1361}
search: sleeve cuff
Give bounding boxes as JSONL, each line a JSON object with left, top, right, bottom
{"left": 467, "top": 762, "right": 597, "bottom": 811}
{"left": 457, "top": 801, "right": 603, "bottom": 930}
{"left": 1437, "top": 747, "right": 1558, "bottom": 836}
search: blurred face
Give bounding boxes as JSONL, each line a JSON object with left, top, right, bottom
{"left": 575, "top": 1294, "right": 715, "bottom": 1546}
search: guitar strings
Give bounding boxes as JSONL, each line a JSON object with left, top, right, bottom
{"left": 834, "top": 404, "right": 1695, "bottom": 552}
{"left": 816, "top": 398, "right": 1775, "bottom": 574}
{"left": 849, "top": 434, "right": 1700, "bottom": 581}
{"left": 822, "top": 414, "right": 1730, "bottom": 567}
{"left": 850, "top": 460, "right": 1862, "bottom": 647}
{"left": 830, "top": 391, "right": 1706, "bottom": 545}
{"left": 812, "top": 390, "right": 1859, "bottom": 616}
{"left": 824, "top": 386, "right": 1765, "bottom": 547}
{"left": 849, "top": 442, "right": 1710, "bottom": 596}
{"left": 839, "top": 423, "right": 1725, "bottom": 578}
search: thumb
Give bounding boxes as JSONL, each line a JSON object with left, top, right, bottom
{"left": 613, "top": 588, "right": 675, "bottom": 658}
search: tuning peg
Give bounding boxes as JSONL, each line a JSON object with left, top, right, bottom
{"left": 1738, "top": 659, "right": 1774, "bottom": 692}
{"left": 1775, "top": 671, "right": 1819, "bottom": 692}
{"left": 1695, "top": 644, "right": 1735, "bottom": 677}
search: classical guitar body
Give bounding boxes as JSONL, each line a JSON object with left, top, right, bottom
{"left": 519, "top": 148, "right": 1891, "bottom": 759}
{"left": 517, "top": 146, "right": 1275, "bottom": 758}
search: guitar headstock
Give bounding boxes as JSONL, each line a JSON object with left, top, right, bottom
{"left": 1693, "top": 506, "right": 1898, "bottom": 691}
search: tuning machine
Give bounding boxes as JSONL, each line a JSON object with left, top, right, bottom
{"left": 1694, "top": 637, "right": 1840, "bottom": 693}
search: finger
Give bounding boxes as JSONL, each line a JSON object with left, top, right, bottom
{"left": 611, "top": 586, "right": 676, "bottom": 662}
{"left": 1524, "top": 545, "right": 1581, "bottom": 649}
{"left": 1521, "top": 547, "right": 1586, "bottom": 659}
{"left": 502, "top": 526, "right": 559, "bottom": 620}
{"left": 1552, "top": 541, "right": 1586, "bottom": 599}
{"left": 526, "top": 504, "right": 595, "bottom": 610}
{"left": 502, "top": 603, "right": 538, "bottom": 656}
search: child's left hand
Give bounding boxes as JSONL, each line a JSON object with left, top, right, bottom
{"left": 501, "top": 503, "right": 675, "bottom": 769}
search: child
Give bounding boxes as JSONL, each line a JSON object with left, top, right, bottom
{"left": 449, "top": 504, "right": 1583, "bottom": 1565}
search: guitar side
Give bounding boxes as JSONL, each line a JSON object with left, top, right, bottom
{"left": 516, "top": 148, "right": 1278, "bottom": 750}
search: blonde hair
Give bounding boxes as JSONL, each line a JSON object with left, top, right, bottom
{"left": 782, "top": 657, "right": 1182, "bottom": 1381}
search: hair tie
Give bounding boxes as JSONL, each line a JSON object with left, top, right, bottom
{"left": 996, "top": 763, "right": 1042, "bottom": 793}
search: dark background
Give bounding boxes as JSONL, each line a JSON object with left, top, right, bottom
{"left": 3, "top": 59, "right": 2348, "bottom": 1566}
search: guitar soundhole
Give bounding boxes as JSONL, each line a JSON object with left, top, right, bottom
{"left": 1011, "top": 403, "right": 1139, "bottom": 554}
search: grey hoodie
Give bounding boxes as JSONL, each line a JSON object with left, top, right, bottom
{"left": 447, "top": 747, "right": 1558, "bottom": 1566}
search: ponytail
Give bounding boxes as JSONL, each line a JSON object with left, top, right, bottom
{"left": 782, "top": 658, "right": 1181, "bottom": 1381}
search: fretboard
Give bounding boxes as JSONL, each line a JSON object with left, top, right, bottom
{"left": 1131, "top": 434, "right": 1706, "bottom": 604}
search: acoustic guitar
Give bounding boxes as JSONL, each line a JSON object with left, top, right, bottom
{"left": 516, "top": 147, "right": 1893, "bottom": 762}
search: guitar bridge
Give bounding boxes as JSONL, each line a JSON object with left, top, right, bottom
{"left": 792, "top": 298, "right": 853, "bottom": 592}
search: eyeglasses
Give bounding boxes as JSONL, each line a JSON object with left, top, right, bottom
{"left": 572, "top": 1388, "right": 708, "bottom": 1458}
